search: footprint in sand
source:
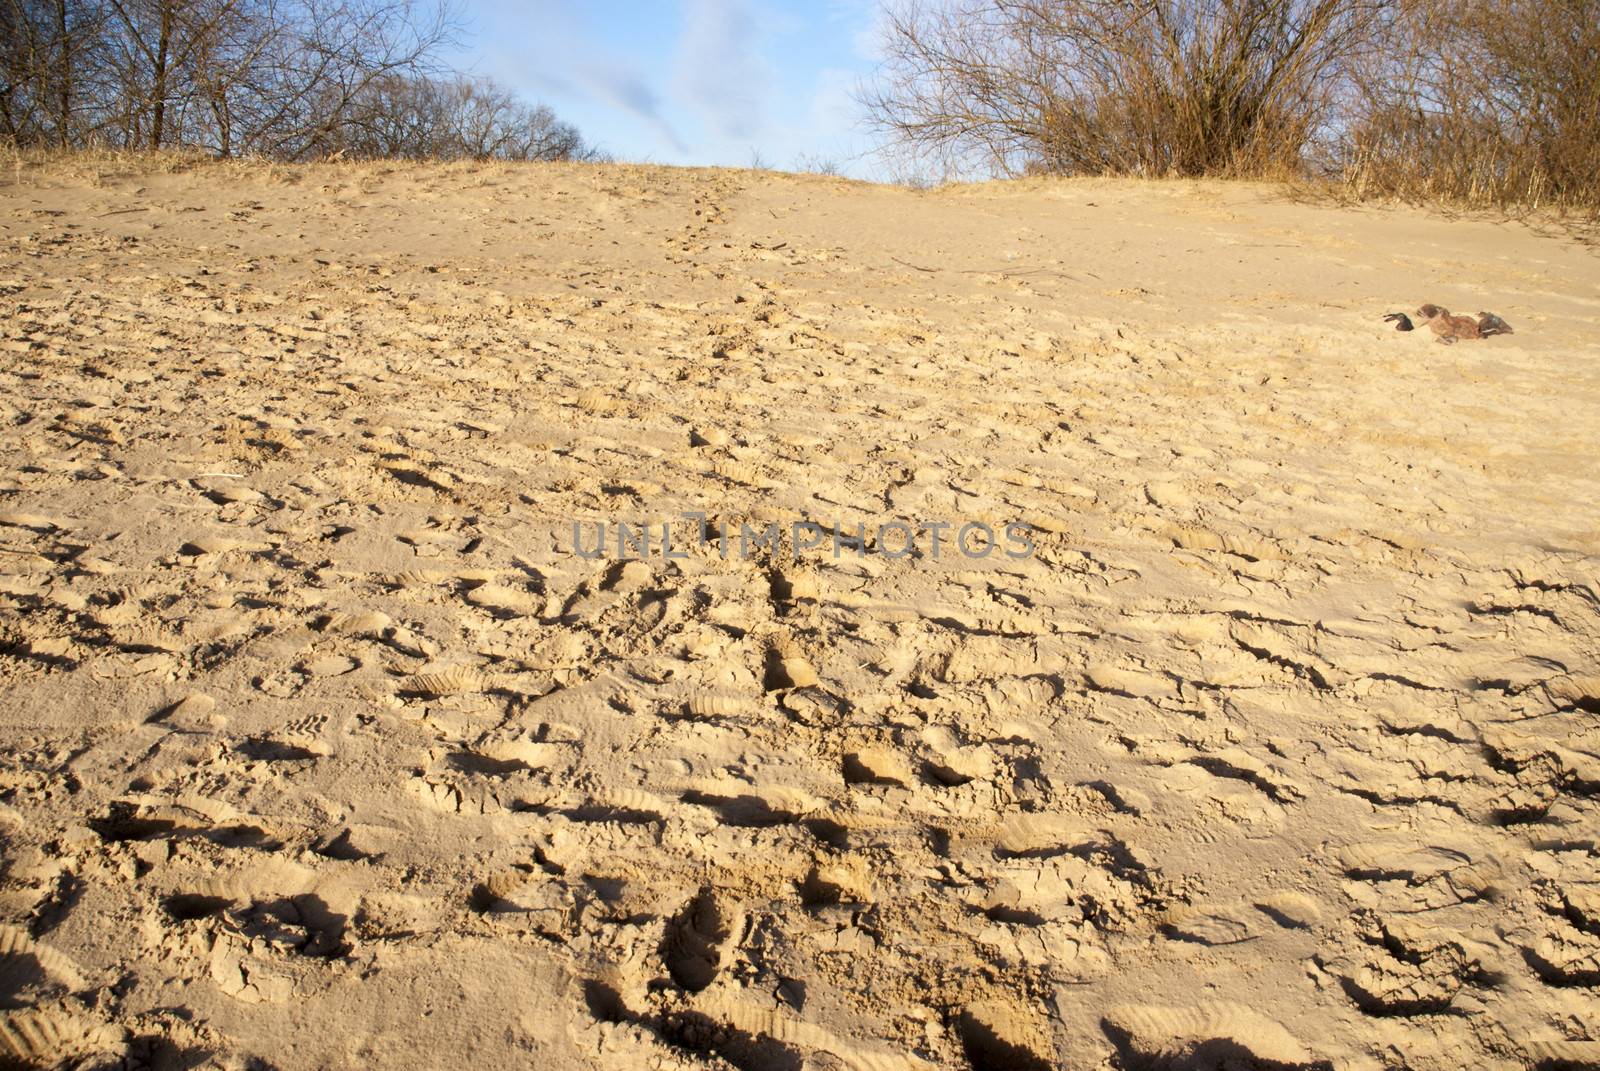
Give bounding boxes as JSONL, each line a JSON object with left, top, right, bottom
{"left": 0, "top": 1008, "right": 126, "bottom": 1068}
{"left": 660, "top": 886, "right": 743, "bottom": 993}
{"left": 1101, "top": 1003, "right": 1326, "bottom": 1070}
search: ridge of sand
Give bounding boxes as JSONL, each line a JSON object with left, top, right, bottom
{"left": 0, "top": 158, "right": 1597, "bottom": 1068}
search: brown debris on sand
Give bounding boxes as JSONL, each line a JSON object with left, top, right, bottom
{"left": 1476, "top": 310, "right": 1514, "bottom": 336}
{"left": 1415, "top": 304, "right": 1515, "bottom": 344}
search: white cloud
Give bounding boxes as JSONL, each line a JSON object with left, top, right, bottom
{"left": 676, "top": 0, "right": 776, "bottom": 140}
{"left": 584, "top": 63, "right": 689, "bottom": 154}
{"left": 807, "top": 66, "right": 859, "bottom": 130}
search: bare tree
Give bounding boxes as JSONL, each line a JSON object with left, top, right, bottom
{"left": 1, "top": 0, "right": 111, "bottom": 145}
{"left": 100, "top": 0, "right": 264, "bottom": 149}
{"left": 254, "top": 0, "right": 456, "bottom": 158}
{"left": 0, "top": 0, "right": 601, "bottom": 164}
{"left": 337, "top": 72, "right": 601, "bottom": 161}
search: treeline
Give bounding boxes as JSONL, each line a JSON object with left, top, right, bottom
{"left": 865, "top": 0, "right": 1600, "bottom": 213}
{"left": 0, "top": 0, "right": 602, "bottom": 162}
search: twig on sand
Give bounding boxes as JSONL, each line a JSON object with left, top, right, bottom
{"left": 96, "top": 207, "right": 149, "bottom": 218}
{"left": 976, "top": 266, "right": 1081, "bottom": 280}
{"left": 891, "top": 255, "right": 1080, "bottom": 281}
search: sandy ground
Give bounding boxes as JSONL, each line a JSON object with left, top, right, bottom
{"left": 0, "top": 156, "right": 1598, "bottom": 1070}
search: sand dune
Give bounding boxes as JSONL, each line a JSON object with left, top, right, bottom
{"left": 1, "top": 156, "right": 1598, "bottom": 1069}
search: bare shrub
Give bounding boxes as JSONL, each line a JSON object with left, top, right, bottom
{"left": 792, "top": 151, "right": 843, "bottom": 175}
{"left": 862, "top": 0, "right": 1385, "bottom": 179}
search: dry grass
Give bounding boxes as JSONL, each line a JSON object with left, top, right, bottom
{"left": 0, "top": 145, "right": 564, "bottom": 190}
{"left": 0, "top": 144, "right": 292, "bottom": 188}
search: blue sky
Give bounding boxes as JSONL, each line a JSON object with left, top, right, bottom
{"left": 446, "top": 0, "right": 886, "bottom": 176}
